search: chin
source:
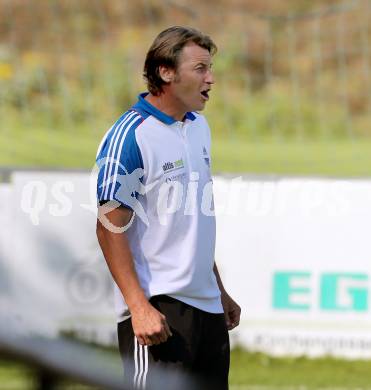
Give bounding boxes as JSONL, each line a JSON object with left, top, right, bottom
{"left": 193, "top": 102, "right": 206, "bottom": 112}
{"left": 183, "top": 98, "right": 205, "bottom": 113}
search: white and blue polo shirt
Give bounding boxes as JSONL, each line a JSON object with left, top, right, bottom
{"left": 96, "top": 92, "right": 223, "bottom": 322}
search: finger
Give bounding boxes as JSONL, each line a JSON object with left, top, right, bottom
{"left": 145, "top": 335, "right": 158, "bottom": 346}
{"left": 225, "top": 313, "right": 232, "bottom": 329}
{"left": 229, "top": 318, "right": 240, "bottom": 330}
{"left": 160, "top": 315, "right": 171, "bottom": 332}
{"left": 158, "top": 323, "right": 170, "bottom": 343}
{"left": 163, "top": 321, "right": 173, "bottom": 338}
{"left": 229, "top": 309, "right": 241, "bottom": 322}
{"left": 152, "top": 325, "right": 166, "bottom": 344}
{"left": 147, "top": 334, "right": 161, "bottom": 345}
{"left": 158, "top": 330, "right": 168, "bottom": 344}
{"left": 137, "top": 336, "right": 147, "bottom": 346}
{"left": 158, "top": 324, "right": 170, "bottom": 343}
{"left": 229, "top": 313, "right": 238, "bottom": 324}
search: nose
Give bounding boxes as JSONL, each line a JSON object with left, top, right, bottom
{"left": 205, "top": 68, "right": 215, "bottom": 85}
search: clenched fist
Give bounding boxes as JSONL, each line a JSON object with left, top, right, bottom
{"left": 131, "top": 302, "right": 173, "bottom": 346}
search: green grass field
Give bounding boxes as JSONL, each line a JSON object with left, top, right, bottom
{"left": 230, "top": 348, "right": 371, "bottom": 388}
{"left": 3, "top": 349, "right": 371, "bottom": 389}
{"left": 2, "top": 125, "right": 371, "bottom": 177}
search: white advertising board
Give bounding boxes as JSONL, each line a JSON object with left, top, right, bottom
{"left": 213, "top": 176, "right": 371, "bottom": 358}
{"left": 8, "top": 171, "right": 116, "bottom": 344}
{"left": 2, "top": 172, "right": 371, "bottom": 358}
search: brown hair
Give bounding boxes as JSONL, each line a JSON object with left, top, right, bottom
{"left": 143, "top": 26, "right": 217, "bottom": 96}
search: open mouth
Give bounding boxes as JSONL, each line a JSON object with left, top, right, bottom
{"left": 200, "top": 90, "right": 210, "bottom": 100}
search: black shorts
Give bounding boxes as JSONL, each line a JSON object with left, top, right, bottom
{"left": 117, "top": 295, "right": 230, "bottom": 390}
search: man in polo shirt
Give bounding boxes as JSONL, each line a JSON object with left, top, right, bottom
{"left": 96, "top": 26, "right": 241, "bottom": 389}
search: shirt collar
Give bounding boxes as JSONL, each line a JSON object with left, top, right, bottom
{"left": 135, "top": 92, "right": 196, "bottom": 124}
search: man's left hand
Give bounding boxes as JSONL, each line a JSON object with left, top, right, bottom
{"left": 221, "top": 292, "right": 241, "bottom": 331}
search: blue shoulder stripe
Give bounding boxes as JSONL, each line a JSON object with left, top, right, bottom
{"left": 96, "top": 111, "right": 144, "bottom": 205}
{"left": 101, "top": 112, "right": 140, "bottom": 200}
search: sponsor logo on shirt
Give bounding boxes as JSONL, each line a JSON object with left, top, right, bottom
{"left": 165, "top": 172, "right": 186, "bottom": 183}
{"left": 162, "top": 158, "right": 184, "bottom": 173}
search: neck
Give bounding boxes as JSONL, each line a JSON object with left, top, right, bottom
{"left": 145, "top": 92, "right": 186, "bottom": 122}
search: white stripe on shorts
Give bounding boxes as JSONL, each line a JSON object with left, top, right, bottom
{"left": 133, "top": 336, "right": 139, "bottom": 388}
{"left": 133, "top": 338, "right": 149, "bottom": 389}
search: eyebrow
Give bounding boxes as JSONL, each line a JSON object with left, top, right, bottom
{"left": 195, "top": 62, "right": 213, "bottom": 67}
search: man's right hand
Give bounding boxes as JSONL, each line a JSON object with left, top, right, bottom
{"left": 96, "top": 207, "right": 172, "bottom": 346}
{"left": 131, "top": 301, "right": 173, "bottom": 346}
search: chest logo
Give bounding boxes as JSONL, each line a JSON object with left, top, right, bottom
{"left": 162, "top": 158, "right": 184, "bottom": 173}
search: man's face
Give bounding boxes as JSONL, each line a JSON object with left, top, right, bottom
{"left": 167, "top": 42, "right": 215, "bottom": 113}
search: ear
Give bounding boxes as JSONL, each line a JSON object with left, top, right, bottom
{"left": 158, "top": 65, "right": 175, "bottom": 83}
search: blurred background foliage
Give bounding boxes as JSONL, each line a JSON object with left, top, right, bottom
{"left": 0, "top": 0, "right": 370, "bottom": 173}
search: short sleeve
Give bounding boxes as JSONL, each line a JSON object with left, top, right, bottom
{"left": 96, "top": 111, "right": 143, "bottom": 210}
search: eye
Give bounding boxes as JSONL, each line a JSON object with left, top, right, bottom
{"left": 195, "top": 66, "right": 206, "bottom": 73}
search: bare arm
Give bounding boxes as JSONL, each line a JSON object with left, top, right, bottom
{"left": 213, "top": 262, "right": 227, "bottom": 294}
{"left": 214, "top": 262, "right": 241, "bottom": 330}
{"left": 96, "top": 204, "right": 172, "bottom": 345}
